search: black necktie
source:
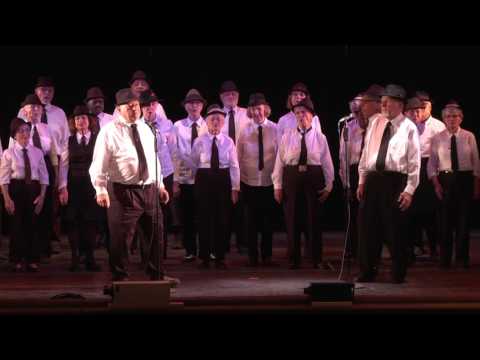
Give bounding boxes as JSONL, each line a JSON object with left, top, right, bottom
{"left": 81, "top": 135, "right": 87, "bottom": 148}
{"left": 451, "top": 134, "right": 459, "bottom": 172}
{"left": 211, "top": 136, "right": 219, "bottom": 170}
{"left": 191, "top": 122, "right": 198, "bottom": 148}
{"left": 360, "top": 130, "right": 366, "bottom": 156}
{"left": 298, "top": 127, "right": 311, "bottom": 166}
{"left": 375, "top": 121, "right": 392, "bottom": 172}
{"left": 32, "top": 125, "right": 43, "bottom": 151}
{"left": 22, "top": 148, "right": 32, "bottom": 184}
{"left": 228, "top": 110, "right": 236, "bottom": 144}
{"left": 41, "top": 106, "right": 48, "bottom": 124}
{"left": 131, "top": 124, "right": 149, "bottom": 182}
{"left": 258, "top": 125, "right": 264, "bottom": 170}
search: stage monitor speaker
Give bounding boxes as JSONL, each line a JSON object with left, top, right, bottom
{"left": 110, "top": 281, "right": 171, "bottom": 309}
{"left": 304, "top": 282, "right": 354, "bottom": 303}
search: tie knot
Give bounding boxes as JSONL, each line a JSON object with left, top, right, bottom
{"left": 131, "top": 123, "right": 137, "bottom": 129}
{"left": 22, "top": 148, "right": 28, "bottom": 153}
{"left": 229, "top": 109, "right": 235, "bottom": 115}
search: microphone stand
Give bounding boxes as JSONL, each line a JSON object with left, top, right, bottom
{"left": 337, "top": 119, "right": 352, "bottom": 282}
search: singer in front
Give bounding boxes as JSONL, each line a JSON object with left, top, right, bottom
{"left": 272, "top": 98, "right": 334, "bottom": 269}
{"left": 357, "top": 84, "right": 420, "bottom": 284}
{"left": 89, "top": 88, "right": 170, "bottom": 281}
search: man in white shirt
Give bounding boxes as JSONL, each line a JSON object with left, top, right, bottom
{"left": 84, "top": 86, "right": 114, "bottom": 129}
{"left": 174, "top": 89, "right": 208, "bottom": 262}
{"left": 89, "top": 88, "right": 170, "bottom": 282}
{"left": 356, "top": 84, "right": 421, "bottom": 284}
{"left": 219, "top": 80, "right": 249, "bottom": 254}
{"left": 427, "top": 104, "right": 480, "bottom": 268}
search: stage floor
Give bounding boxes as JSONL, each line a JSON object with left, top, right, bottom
{"left": 1, "top": 232, "right": 480, "bottom": 314}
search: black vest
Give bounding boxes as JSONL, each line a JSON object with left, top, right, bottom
{"left": 68, "top": 133, "right": 97, "bottom": 179}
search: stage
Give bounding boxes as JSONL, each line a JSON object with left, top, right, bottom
{"left": 0, "top": 232, "right": 479, "bottom": 314}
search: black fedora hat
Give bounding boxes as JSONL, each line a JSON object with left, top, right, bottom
{"left": 129, "top": 70, "right": 150, "bottom": 86}
{"left": 182, "top": 89, "right": 207, "bottom": 106}
{"left": 290, "top": 82, "right": 310, "bottom": 96}
{"left": 21, "top": 94, "right": 42, "bottom": 107}
{"left": 382, "top": 84, "right": 406, "bottom": 100}
{"left": 115, "top": 88, "right": 138, "bottom": 106}
{"left": 248, "top": 93, "right": 269, "bottom": 107}
{"left": 72, "top": 105, "right": 91, "bottom": 117}
{"left": 415, "top": 90, "right": 433, "bottom": 103}
{"left": 84, "top": 87, "right": 105, "bottom": 103}
{"left": 139, "top": 90, "right": 159, "bottom": 107}
{"left": 219, "top": 80, "right": 239, "bottom": 94}
{"left": 405, "top": 97, "right": 425, "bottom": 111}
{"left": 363, "top": 84, "right": 384, "bottom": 100}
{"left": 292, "top": 98, "right": 315, "bottom": 115}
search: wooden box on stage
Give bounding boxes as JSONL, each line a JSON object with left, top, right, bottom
{"left": 110, "top": 281, "right": 171, "bottom": 309}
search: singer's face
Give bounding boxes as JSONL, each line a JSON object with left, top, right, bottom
{"left": 294, "top": 106, "right": 313, "bottom": 129}
{"left": 131, "top": 80, "right": 150, "bottom": 97}
{"left": 119, "top": 100, "right": 141, "bottom": 123}
{"left": 220, "top": 91, "right": 239, "bottom": 109}
{"left": 207, "top": 114, "right": 224, "bottom": 135}
{"left": 407, "top": 108, "right": 424, "bottom": 123}
{"left": 142, "top": 102, "right": 157, "bottom": 122}
{"left": 35, "top": 86, "right": 54, "bottom": 105}
{"left": 290, "top": 91, "right": 306, "bottom": 107}
{"left": 185, "top": 101, "right": 204, "bottom": 118}
{"left": 87, "top": 98, "right": 105, "bottom": 116}
{"left": 74, "top": 115, "right": 90, "bottom": 132}
{"left": 381, "top": 96, "right": 403, "bottom": 119}
{"left": 23, "top": 104, "right": 43, "bottom": 123}
{"left": 443, "top": 109, "right": 462, "bottom": 132}
{"left": 349, "top": 98, "right": 362, "bottom": 114}
{"left": 422, "top": 101, "right": 432, "bottom": 119}
{"left": 15, "top": 124, "right": 31, "bottom": 146}
{"left": 251, "top": 105, "right": 266, "bottom": 123}
{"left": 360, "top": 98, "right": 380, "bottom": 120}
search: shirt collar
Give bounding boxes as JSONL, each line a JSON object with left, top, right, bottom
{"left": 76, "top": 130, "right": 91, "bottom": 141}
{"left": 187, "top": 116, "right": 203, "bottom": 127}
{"left": 208, "top": 132, "right": 223, "bottom": 143}
{"left": 14, "top": 141, "right": 29, "bottom": 152}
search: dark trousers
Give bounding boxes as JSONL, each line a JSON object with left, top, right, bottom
{"left": 408, "top": 158, "right": 438, "bottom": 256}
{"left": 345, "top": 164, "right": 360, "bottom": 258}
{"left": 282, "top": 165, "right": 325, "bottom": 265}
{"left": 38, "top": 156, "right": 55, "bottom": 257}
{"left": 195, "top": 168, "right": 231, "bottom": 262}
{"left": 179, "top": 183, "right": 198, "bottom": 256}
{"left": 107, "top": 182, "right": 164, "bottom": 279}
{"left": 241, "top": 182, "right": 274, "bottom": 261}
{"left": 228, "top": 193, "right": 245, "bottom": 251}
{"left": 68, "top": 221, "right": 97, "bottom": 266}
{"left": 8, "top": 180, "right": 41, "bottom": 264}
{"left": 438, "top": 171, "right": 474, "bottom": 266}
{"left": 358, "top": 171, "right": 409, "bottom": 280}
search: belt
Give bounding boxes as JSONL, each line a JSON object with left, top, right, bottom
{"left": 113, "top": 182, "right": 154, "bottom": 189}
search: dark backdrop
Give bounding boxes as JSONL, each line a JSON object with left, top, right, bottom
{"left": 1, "top": 45, "right": 479, "bottom": 230}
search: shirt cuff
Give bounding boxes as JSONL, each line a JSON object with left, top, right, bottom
{"left": 94, "top": 186, "right": 108, "bottom": 196}
{"left": 324, "top": 183, "right": 333, "bottom": 192}
{"left": 404, "top": 184, "right": 416, "bottom": 196}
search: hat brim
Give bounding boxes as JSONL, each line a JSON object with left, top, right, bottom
{"left": 206, "top": 110, "right": 226, "bottom": 117}
{"left": 292, "top": 104, "right": 315, "bottom": 115}
{"left": 182, "top": 98, "right": 207, "bottom": 106}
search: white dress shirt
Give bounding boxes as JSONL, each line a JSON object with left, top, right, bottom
{"left": 221, "top": 106, "right": 250, "bottom": 145}
{"left": 339, "top": 118, "right": 366, "bottom": 188}
{"left": 58, "top": 131, "right": 92, "bottom": 189}
{"left": 277, "top": 111, "right": 322, "bottom": 144}
{"left": 174, "top": 117, "right": 208, "bottom": 185}
{"left": 18, "top": 103, "right": 69, "bottom": 154}
{"left": 98, "top": 112, "right": 115, "bottom": 128}
{"left": 8, "top": 122, "right": 59, "bottom": 166}
{"left": 272, "top": 127, "right": 334, "bottom": 192}
{"left": 146, "top": 116, "right": 177, "bottom": 179}
{"left": 89, "top": 116, "right": 164, "bottom": 196}
{"left": 416, "top": 116, "right": 446, "bottom": 158}
{"left": 0, "top": 143, "right": 49, "bottom": 185}
{"left": 190, "top": 132, "right": 240, "bottom": 191}
{"left": 427, "top": 128, "right": 480, "bottom": 178}
{"left": 358, "top": 113, "right": 421, "bottom": 195}
{"left": 237, "top": 118, "right": 278, "bottom": 187}
{"left": 0, "top": 138, "right": 3, "bottom": 158}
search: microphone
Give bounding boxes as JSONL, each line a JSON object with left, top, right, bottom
{"left": 338, "top": 114, "right": 355, "bottom": 126}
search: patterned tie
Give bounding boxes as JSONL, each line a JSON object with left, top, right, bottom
{"left": 131, "top": 124, "right": 149, "bottom": 182}
{"left": 41, "top": 105, "right": 48, "bottom": 124}
{"left": 191, "top": 122, "right": 198, "bottom": 148}
{"left": 228, "top": 110, "right": 236, "bottom": 144}
{"left": 22, "top": 148, "right": 32, "bottom": 184}
{"left": 32, "top": 125, "right": 43, "bottom": 152}
{"left": 258, "top": 125, "right": 264, "bottom": 170}
{"left": 375, "top": 121, "right": 392, "bottom": 172}
{"left": 211, "top": 136, "right": 219, "bottom": 170}
{"left": 451, "top": 134, "right": 459, "bottom": 172}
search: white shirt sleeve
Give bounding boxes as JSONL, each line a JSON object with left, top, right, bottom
{"left": 229, "top": 141, "right": 240, "bottom": 191}
{"left": 272, "top": 134, "right": 286, "bottom": 190}
{"left": 38, "top": 153, "right": 49, "bottom": 185}
{"left": 403, "top": 126, "right": 421, "bottom": 195}
{"left": 89, "top": 128, "right": 111, "bottom": 196}
{"left": 0, "top": 150, "right": 12, "bottom": 185}
{"left": 320, "top": 134, "right": 334, "bottom": 192}
{"left": 427, "top": 134, "right": 440, "bottom": 179}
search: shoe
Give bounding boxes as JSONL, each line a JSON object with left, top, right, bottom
{"left": 27, "top": 263, "right": 39, "bottom": 273}
{"left": 210, "top": 253, "right": 217, "bottom": 260}
{"left": 355, "top": 272, "right": 376, "bottom": 283}
{"left": 198, "top": 260, "right": 210, "bottom": 269}
{"left": 85, "top": 263, "right": 102, "bottom": 272}
{"left": 11, "top": 263, "right": 23, "bottom": 272}
{"left": 215, "top": 260, "right": 227, "bottom": 270}
{"left": 183, "top": 254, "right": 196, "bottom": 263}
{"left": 163, "top": 275, "right": 181, "bottom": 287}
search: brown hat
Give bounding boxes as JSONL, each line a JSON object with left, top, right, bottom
{"left": 21, "top": 94, "right": 42, "bottom": 107}
{"left": 129, "top": 70, "right": 149, "bottom": 86}
{"left": 292, "top": 98, "right": 315, "bottom": 115}
{"left": 405, "top": 97, "right": 425, "bottom": 111}
{"left": 182, "top": 89, "right": 207, "bottom": 106}
{"left": 248, "top": 93, "right": 269, "bottom": 107}
{"left": 35, "top": 76, "right": 54, "bottom": 88}
{"left": 72, "top": 105, "right": 91, "bottom": 117}
{"left": 206, "top": 104, "right": 226, "bottom": 117}
{"left": 84, "top": 87, "right": 105, "bottom": 103}
{"left": 290, "top": 82, "right": 310, "bottom": 96}
{"left": 363, "top": 84, "right": 384, "bottom": 100}
{"left": 10, "top": 117, "right": 31, "bottom": 138}
{"left": 219, "top": 80, "right": 239, "bottom": 94}
{"left": 115, "top": 88, "right": 138, "bottom": 106}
